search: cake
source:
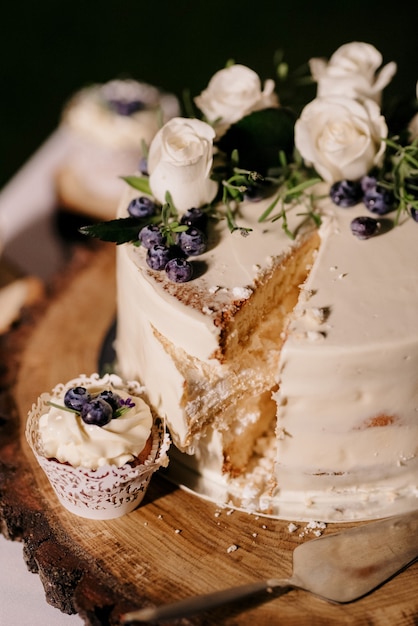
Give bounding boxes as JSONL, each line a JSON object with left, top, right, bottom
{"left": 25, "top": 373, "right": 170, "bottom": 519}
{"left": 83, "top": 43, "right": 418, "bottom": 522}
{"left": 56, "top": 78, "right": 180, "bottom": 220}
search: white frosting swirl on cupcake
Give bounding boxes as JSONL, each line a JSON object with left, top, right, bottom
{"left": 38, "top": 384, "right": 152, "bottom": 470}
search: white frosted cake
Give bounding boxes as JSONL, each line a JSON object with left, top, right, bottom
{"left": 84, "top": 43, "right": 418, "bottom": 522}
{"left": 56, "top": 78, "right": 180, "bottom": 219}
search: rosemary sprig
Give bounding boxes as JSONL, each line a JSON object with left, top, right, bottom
{"left": 221, "top": 169, "right": 254, "bottom": 235}
{"left": 382, "top": 137, "right": 418, "bottom": 224}
{"left": 47, "top": 401, "right": 79, "bottom": 415}
{"left": 257, "top": 151, "right": 322, "bottom": 237}
{"left": 160, "top": 191, "right": 188, "bottom": 245}
{"left": 219, "top": 149, "right": 322, "bottom": 239}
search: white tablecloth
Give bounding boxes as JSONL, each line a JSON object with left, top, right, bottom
{"left": 0, "top": 534, "right": 84, "bottom": 625}
{"left": 0, "top": 133, "right": 86, "bottom": 625}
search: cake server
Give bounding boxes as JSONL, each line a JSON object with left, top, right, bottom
{"left": 121, "top": 509, "right": 418, "bottom": 623}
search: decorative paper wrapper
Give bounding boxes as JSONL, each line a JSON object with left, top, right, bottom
{"left": 25, "top": 374, "right": 170, "bottom": 520}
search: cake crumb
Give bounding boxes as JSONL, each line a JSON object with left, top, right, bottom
{"left": 307, "top": 330, "right": 325, "bottom": 342}
{"left": 232, "top": 286, "right": 253, "bottom": 300}
{"left": 287, "top": 522, "right": 298, "bottom": 533}
{"left": 175, "top": 529, "right": 182, "bottom": 534}
{"left": 304, "top": 307, "right": 329, "bottom": 325}
{"left": 306, "top": 520, "right": 326, "bottom": 530}
{"left": 304, "top": 520, "right": 327, "bottom": 537}
{"left": 227, "top": 544, "right": 239, "bottom": 553}
{"left": 299, "top": 287, "right": 315, "bottom": 298}
{"left": 202, "top": 306, "right": 215, "bottom": 315}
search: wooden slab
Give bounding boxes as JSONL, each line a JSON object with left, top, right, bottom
{"left": 1, "top": 243, "right": 418, "bottom": 625}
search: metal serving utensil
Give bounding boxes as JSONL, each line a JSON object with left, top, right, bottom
{"left": 121, "top": 510, "right": 418, "bottom": 623}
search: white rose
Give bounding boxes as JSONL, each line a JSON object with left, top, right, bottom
{"left": 309, "top": 42, "right": 397, "bottom": 103}
{"left": 294, "top": 96, "right": 388, "bottom": 182}
{"left": 148, "top": 117, "right": 218, "bottom": 213}
{"left": 194, "top": 64, "right": 278, "bottom": 136}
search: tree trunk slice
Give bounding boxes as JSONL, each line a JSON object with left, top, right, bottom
{"left": 1, "top": 243, "right": 418, "bottom": 626}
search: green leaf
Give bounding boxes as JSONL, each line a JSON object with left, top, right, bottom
{"left": 79, "top": 216, "right": 160, "bottom": 244}
{"left": 258, "top": 192, "right": 281, "bottom": 222}
{"left": 47, "top": 401, "right": 79, "bottom": 415}
{"left": 217, "top": 107, "right": 295, "bottom": 174}
{"left": 283, "top": 176, "right": 322, "bottom": 201}
{"left": 113, "top": 406, "right": 131, "bottom": 418}
{"left": 121, "top": 176, "right": 152, "bottom": 195}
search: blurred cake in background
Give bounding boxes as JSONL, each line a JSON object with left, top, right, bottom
{"left": 55, "top": 79, "right": 180, "bottom": 220}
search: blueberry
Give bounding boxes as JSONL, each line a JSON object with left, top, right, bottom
{"left": 360, "top": 174, "right": 378, "bottom": 193}
{"left": 81, "top": 398, "right": 113, "bottom": 427}
{"left": 64, "top": 386, "right": 91, "bottom": 412}
{"left": 411, "top": 208, "right": 418, "bottom": 222}
{"left": 107, "top": 98, "right": 145, "bottom": 116}
{"left": 350, "top": 216, "right": 381, "bottom": 239}
{"left": 330, "top": 180, "right": 363, "bottom": 207}
{"left": 98, "top": 390, "right": 121, "bottom": 414}
{"left": 138, "top": 156, "right": 148, "bottom": 176}
{"left": 243, "top": 180, "right": 274, "bottom": 202}
{"left": 243, "top": 184, "right": 265, "bottom": 201}
{"left": 165, "top": 257, "right": 193, "bottom": 283}
{"left": 127, "top": 196, "right": 157, "bottom": 219}
{"left": 180, "top": 208, "right": 208, "bottom": 232}
{"left": 139, "top": 224, "right": 165, "bottom": 249}
{"left": 146, "top": 244, "right": 173, "bottom": 270}
{"left": 363, "top": 183, "right": 394, "bottom": 215}
{"left": 177, "top": 227, "right": 207, "bottom": 256}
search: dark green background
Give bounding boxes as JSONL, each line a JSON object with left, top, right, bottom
{"left": 1, "top": 0, "right": 416, "bottom": 189}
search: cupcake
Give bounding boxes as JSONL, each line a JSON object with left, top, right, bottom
{"left": 25, "top": 373, "right": 170, "bottom": 519}
{"left": 55, "top": 78, "right": 180, "bottom": 220}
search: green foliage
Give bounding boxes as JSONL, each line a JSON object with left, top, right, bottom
{"left": 382, "top": 138, "right": 418, "bottom": 223}
{"left": 80, "top": 216, "right": 159, "bottom": 244}
{"left": 217, "top": 107, "right": 295, "bottom": 175}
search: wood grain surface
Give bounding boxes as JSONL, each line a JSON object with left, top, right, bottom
{"left": 1, "top": 243, "right": 418, "bottom": 626}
